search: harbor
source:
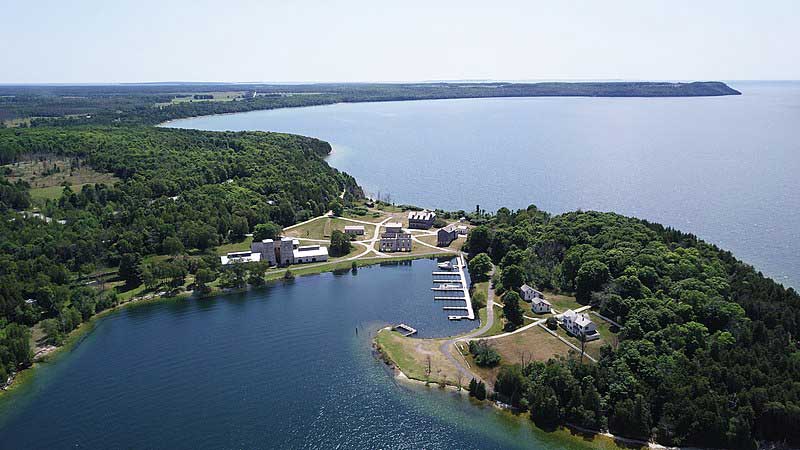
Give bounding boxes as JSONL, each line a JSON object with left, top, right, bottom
{"left": 431, "top": 255, "right": 474, "bottom": 320}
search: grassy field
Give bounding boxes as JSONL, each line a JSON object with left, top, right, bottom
{"left": 155, "top": 91, "right": 247, "bottom": 106}
{"left": 284, "top": 217, "right": 375, "bottom": 241}
{"left": 375, "top": 329, "right": 465, "bottom": 387}
{"left": 544, "top": 291, "right": 583, "bottom": 312}
{"left": 215, "top": 237, "right": 254, "bottom": 256}
{"left": 4, "top": 157, "right": 120, "bottom": 190}
{"left": 416, "top": 234, "right": 464, "bottom": 251}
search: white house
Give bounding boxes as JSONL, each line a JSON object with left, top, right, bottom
{"left": 561, "top": 309, "right": 600, "bottom": 341}
{"left": 520, "top": 284, "right": 544, "bottom": 302}
{"left": 531, "top": 297, "right": 552, "bottom": 314}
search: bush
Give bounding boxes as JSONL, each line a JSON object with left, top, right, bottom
{"left": 468, "top": 340, "right": 501, "bottom": 367}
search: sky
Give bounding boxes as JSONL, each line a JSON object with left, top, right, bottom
{"left": 1, "top": 0, "right": 798, "bottom": 83}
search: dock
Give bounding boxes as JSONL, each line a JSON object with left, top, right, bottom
{"left": 432, "top": 255, "right": 475, "bottom": 320}
{"left": 393, "top": 323, "right": 417, "bottom": 337}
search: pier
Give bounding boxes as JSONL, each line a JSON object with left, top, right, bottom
{"left": 393, "top": 323, "right": 417, "bottom": 337}
{"left": 432, "top": 255, "right": 474, "bottom": 320}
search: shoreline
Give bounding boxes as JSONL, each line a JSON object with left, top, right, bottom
{"left": 374, "top": 331, "right": 676, "bottom": 450}
{"left": 155, "top": 85, "right": 742, "bottom": 130}
{"left": 1, "top": 252, "right": 453, "bottom": 397}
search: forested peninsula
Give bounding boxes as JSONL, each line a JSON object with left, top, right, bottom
{"left": 1, "top": 81, "right": 797, "bottom": 450}
{"left": 0, "top": 81, "right": 740, "bottom": 128}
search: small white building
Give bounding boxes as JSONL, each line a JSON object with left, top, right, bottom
{"left": 520, "top": 284, "right": 544, "bottom": 302}
{"left": 456, "top": 225, "right": 469, "bottom": 235}
{"left": 561, "top": 309, "right": 600, "bottom": 341}
{"left": 221, "top": 251, "right": 262, "bottom": 265}
{"left": 293, "top": 244, "right": 329, "bottom": 263}
{"left": 344, "top": 225, "right": 365, "bottom": 235}
{"left": 531, "top": 297, "right": 552, "bottom": 314}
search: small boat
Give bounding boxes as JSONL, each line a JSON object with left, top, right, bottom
{"left": 437, "top": 261, "right": 454, "bottom": 270}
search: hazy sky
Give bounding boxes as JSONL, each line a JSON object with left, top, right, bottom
{"left": 2, "top": 0, "right": 798, "bottom": 83}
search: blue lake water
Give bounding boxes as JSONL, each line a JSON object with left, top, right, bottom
{"left": 0, "top": 259, "right": 598, "bottom": 449}
{"left": 164, "top": 81, "right": 800, "bottom": 288}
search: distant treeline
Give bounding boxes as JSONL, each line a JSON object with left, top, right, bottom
{"left": 0, "top": 81, "right": 741, "bottom": 126}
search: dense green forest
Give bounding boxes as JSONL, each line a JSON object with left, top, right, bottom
{"left": 0, "top": 81, "right": 740, "bottom": 126}
{"left": 0, "top": 126, "right": 361, "bottom": 383}
{"left": 465, "top": 207, "right": 800, "bottom": 449}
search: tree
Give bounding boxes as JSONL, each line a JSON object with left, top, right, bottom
{"left": 329, "top": 229, "right": 352, "bottom": 257}
{"left": 194, "top": 268, "right": 216, "bottom": 293}
{"left": 502, "top": 291, "right": 524, "bottom": 330}
{"left": 475, "top": 381, "right": 487, "bottom": 400}
{"left": 253, "top": 222, "right": 283, "bottom": 241}
{"left": 230, "top": 215, "right": 249, "bottom": 241}
{"left": 468, "top": 253, "right": 492, "bottom": 282}
{"left": 328, "top": 200, "right": 344, "bottom": 216}
{"left": 464, "top": 225, "right": 490, "bottom": 257}
{"left": 575, "top": 260, "right": 610, "bottom": 303}
{"left": 118, "top": 252, "right": 142, "bottom": 286}
{"left": 501, "top": 265, "right": 526, "bottom": 292}
{"left": 469, "top": 340, "right": 501, "bottom": 367}
{"left": 162, "top": 236, "right": 184, "bottom": 256}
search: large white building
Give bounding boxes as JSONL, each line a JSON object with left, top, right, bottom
{"left": 561, "top": 309, "right": 600, "bottom": 341}
{"left": 293, "top": 244, "right": 329, "bottom": 263}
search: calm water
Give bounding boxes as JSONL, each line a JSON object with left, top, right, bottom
{"left": 165, "top": 81, "right": 800, "bottom": 288}
{"left": 0, "top": 259, "right": 597, "bottom": 449}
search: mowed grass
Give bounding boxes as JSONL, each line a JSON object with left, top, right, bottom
{"left": 544, "top": 291, "right": 583, "bottom": 312}
{"left": 416, "top": 234, "right": 465, "bottom": 251}
{"left": 215, "top": 237, "right": 253, "bottom": 256}
{"left": 376, "top": 329, "right": 465, "bottom": 387}
{"left": 284, "top": 217, "right": 375, "bottom": 241}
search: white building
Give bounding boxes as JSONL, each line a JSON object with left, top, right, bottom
{"left": 561, "top": 309, "right": 600, "bottom": 341}
{"left": 531, "top": 297, "right": 552, "bottom": 314}
{"left": 344, "top": 225, "right": 365, "bottom": 235}
{"left": 293, "top": 244, "right": 329, "bottom": 263}
{"left": 456, "top": 225, "right": 469, "bottom": 235}
{"left": 520, "top": 284, "right": 544, "bottom": 302}
{"left": 221, "top": 251, "right": 262, "bottom": 265}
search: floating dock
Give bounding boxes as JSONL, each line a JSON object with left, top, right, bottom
{"left": 393, "top": 323, "right": 417, "bottom": 337}
{"left": 432, "top": 255, "right": 474, "bottom": 320}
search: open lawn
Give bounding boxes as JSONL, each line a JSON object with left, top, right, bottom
{"left": 3, "top": 157, "right": 120, "bottom": 193}
{"left": 376, "top": 329, "right": 465, "bottom": 387}
{"left": 284, "top": 217, "right": 375, "bottom": 241}
{"left": 215, "top": 237, "right": 253, "bottom": 256}
{"left": 416, "top": 234, "right": 464, "bottom": 252}
{"left": 544, "top": 291, "right": 583, "bottom": 313}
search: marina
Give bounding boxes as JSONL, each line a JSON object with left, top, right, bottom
{"left": 431, "top": 256, "right": 475, "bottom": 320}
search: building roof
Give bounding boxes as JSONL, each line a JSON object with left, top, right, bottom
{"left": 385, "top": 222, "right": 403, "bottom": 229}
{"left": 532, "top": 297, "right": 551, "bottom": 306}
{"left": 440, "top": 224, "right": 458, "bottom": 233}
{"left": 293, "top": 245, "right": 329, "bottom": 259}
{"left": 575, "top": 314, "right": 594, "bottom": 328}
{"left": 221, "top": 251, "right": 262, "bottom": 265}
{"left": 520, "top": 284, "right": 539, "bottom": 293}
{"left": 344, "top": 225, "right": 365, "bottom": 230}
{"left": 408, "top": 210, "right": 436, "bottom": 221}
